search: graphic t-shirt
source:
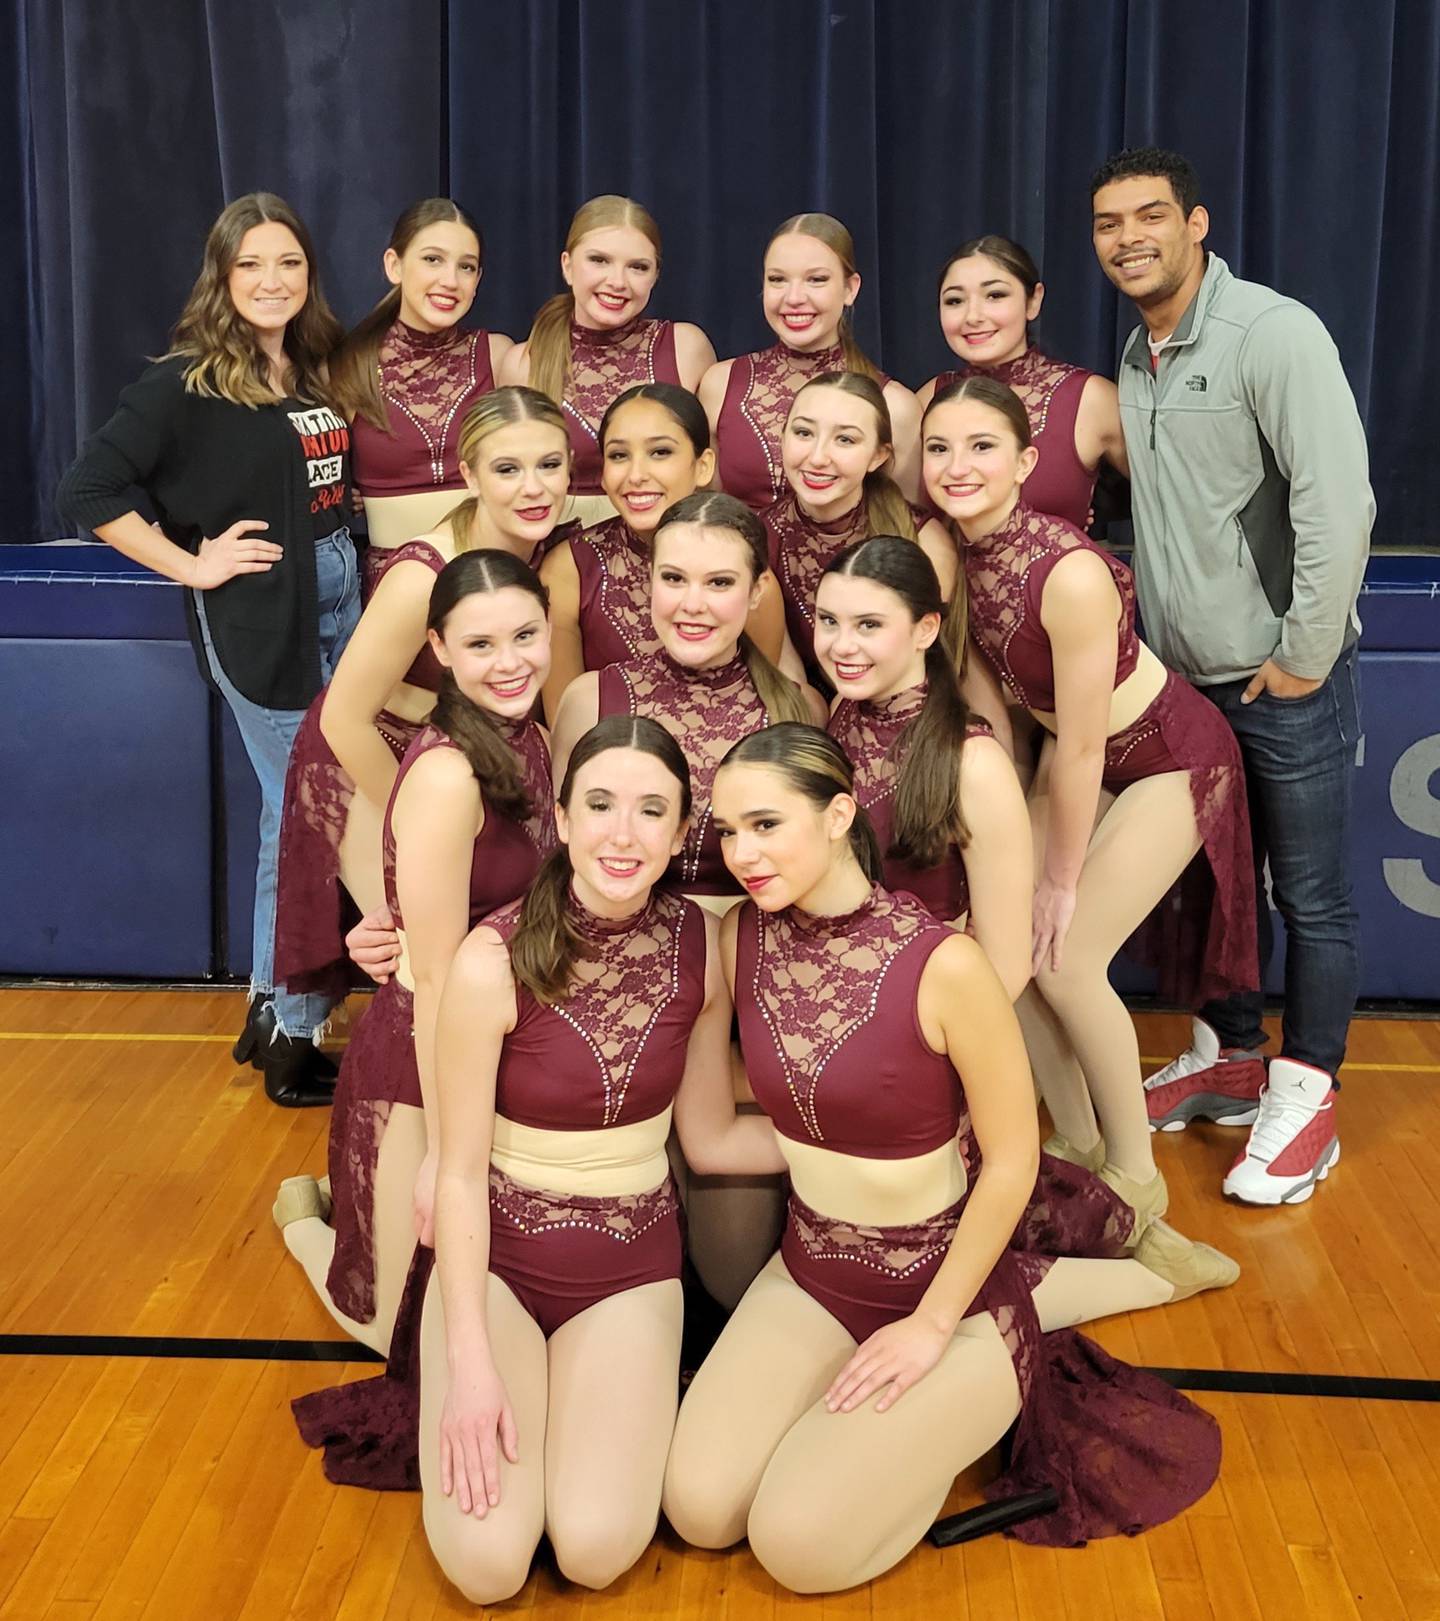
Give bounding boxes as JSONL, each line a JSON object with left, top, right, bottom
{"left": 285, "top": 403, "right": 351, "bottom": 539}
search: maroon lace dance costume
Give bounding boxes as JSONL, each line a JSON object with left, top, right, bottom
{"left": 965, "top": 502, "right": 1257, "bottom": 1005}
{"left": 295, "top": 887, "right": 705, "bottom": 1488}
{"left": 572, "top": 513, "right": 659, "bottom": 670}
{"left": 716, "top": 341, "right": 890, "bottom": 511}
{"left": 933, "top": 349, "right": 1095, "bottom": 530}
{"left": 762, "top": 488, "right": 927, "bottom": 674}
{"left": 323, "top": 718, "right": 555, "bottom": 1325}
{"left": 828, "top": 684, "right": 994, "bottom": 922}
{"left": 565, "top": 318, "right": 679, "bottom": 496}
{"left": 734, "top": 886, "right": 1220, "bottom": 1544}
{"left": 597, "top": 649, "right": 767, "bottom": 895}
{"left": 273, "top": 540, "right": 449, "bottom": 998}
{"left": 352, "top": 321, "right": 497, "bottom": 501}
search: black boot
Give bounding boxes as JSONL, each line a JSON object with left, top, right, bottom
{"left": 262, "top": 1032, "right": 339, "bottom": 1109}
{"left": 231, "top": 995, "right": 273, "bottom": 1069}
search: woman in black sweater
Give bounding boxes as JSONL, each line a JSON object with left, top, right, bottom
{"left": 58, "top": 192, "right": 359, "bottom": 1106}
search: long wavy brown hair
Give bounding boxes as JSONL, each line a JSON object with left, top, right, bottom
{"left": 329, "top": 197, "right": 485, "bottom": 429}
{"left": 165, "top": 192, "right": 343, "bottom": 408}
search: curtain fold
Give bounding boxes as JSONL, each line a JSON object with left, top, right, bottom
{"left": 15, "top": 0, "right": 1439, "bottom": 545}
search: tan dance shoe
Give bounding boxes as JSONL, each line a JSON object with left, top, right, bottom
{"left": 1042, "top": 1131, "right": 1107, "bottom": 1175}
{"left": 1098, "top": 1162, "right": 1170, "bottom": 1243}
{"left": 1134, "top": 1219, "right": 1240, "bottom": 1301}
{"left": 272, "top": 1175, "right": 329, "bottom": 1230}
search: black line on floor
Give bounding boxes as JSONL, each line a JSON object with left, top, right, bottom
{"left": 2, "top": 1334, "right": 1439, "bottom": 1403}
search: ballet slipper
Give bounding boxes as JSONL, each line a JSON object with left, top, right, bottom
{"left": 1134, "top": 1219, "right": 1240, "bottom": 1301}
{"left": 1098, "top": 1162, "right": 1170, "bottom": 1243}
{"left": 272, "top": 1175, "right": 328, "bottom": 1230}
{"left": 1042, "top": 1131, "right": 1106, "bottom": 1175}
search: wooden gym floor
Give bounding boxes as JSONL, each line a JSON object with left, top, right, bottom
{"left": 1, "top": 987, "right": 1439, "bottom": 1620}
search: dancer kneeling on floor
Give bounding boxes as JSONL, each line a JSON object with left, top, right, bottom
{"left": 662, "top": 724, "right": 1225, "bottom": 1593}
{"left": 924, "top": 376, "right": 1258, "bottom": 1243}
{"left": 274, "top": 550, "right": 556, "bottom": 1355}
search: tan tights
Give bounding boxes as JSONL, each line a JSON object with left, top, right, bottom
{"left": 421, "top": 1273, "right": 683, "bottom": 1604}
{"left": 1025, "top": 769, "right": 1201, "bottom": 1182}
{"left": 282, "top": 1099, "right": 426, "bottom": 1357}
{"left": 663, "top": 1250, "right": 1173, "bottom": 1594}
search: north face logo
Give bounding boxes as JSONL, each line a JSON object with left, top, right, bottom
{"left": 1184, "top": 374, "right": 1208, "bottom": 392}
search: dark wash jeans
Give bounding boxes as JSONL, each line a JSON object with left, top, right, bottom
{"left": 1197, "top": 647, "right": 1362, "bottom": 1079}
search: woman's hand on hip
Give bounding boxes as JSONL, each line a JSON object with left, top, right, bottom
{"left": 191, "top": 520, "right": 282, "bottom": 589}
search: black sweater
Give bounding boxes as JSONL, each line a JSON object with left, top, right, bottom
{"left": 57, "top": 356, "right": 352, "bottom": 709}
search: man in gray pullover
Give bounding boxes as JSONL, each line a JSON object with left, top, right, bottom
{"left": 1090, "top": 147, "right": 1370, "bottom": 1206}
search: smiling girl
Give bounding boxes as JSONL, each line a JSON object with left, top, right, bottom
{"left": 331, "top": 199, "right": 515, "bottom": 554}
{"left": 538, "top": 383, "right": 789, "bottom": 719}
{"left": 500, "top": 196, "right": 715, "bottom": 523}
{"left": 703, "top": 214, "right": 921, "bottom": 508}
{"left": 549, "top": 492, "right": 821, "bottom": 899}
{"left": 764, "top": 372, "right": 956, "bottom": 678}
{"left": 273, "top": 388, "right": 569, "bottom": 1008}
{"left": 275, "top": 551, "right": 556, "bottom": 1356}
{"left": 916, "top": 235, "right": 1127, "bottom": 529}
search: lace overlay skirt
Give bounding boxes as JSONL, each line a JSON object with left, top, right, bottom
{"left": 324, "top": 980, "right": 421, "bottom": 1324}
{"left": 1103, "top": 670, "right": 1258, "bottom": 1007}
{"left": 782, "top": 1180, "right": 1219, "bottom": 1546}
{"left": 274, "top": 697, "right": 418, "bottom": 999}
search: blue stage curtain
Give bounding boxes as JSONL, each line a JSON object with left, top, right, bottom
{"left": 15, "top": 0, "right": 1440, "bottom": 545}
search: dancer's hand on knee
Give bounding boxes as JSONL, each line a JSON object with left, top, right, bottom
{"left": 346, "top": 905, "right": 401, "bottom": 985}
{"left": 1031, "top": 877, "right": 1077, "bottom": 976}
{"left": 439, "top": 1362, "right": 518, "bottom": 1517}
{"left": 413, "top": 1151, "right": 438, "bottom": 1247}
{"left": 824, "top": 1314, "right": 951, "bottom": 1415}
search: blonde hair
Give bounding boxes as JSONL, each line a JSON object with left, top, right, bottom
{"left": 652, "top": 492, "right": 811, "bottom": 727}
{"left": 443, "top": 387, "right": 570, "bottom": 551}
{"left": 165, "top": 192, "right": 342, "bottom": 408}
{"left": 788, "top": 370, "right": 915, "bottom": 539}
{"left": 525, "top": 195, "right": 663, "bottom": 406}
{"left": 766, "top": 213, "right": 881, "bottom": 382}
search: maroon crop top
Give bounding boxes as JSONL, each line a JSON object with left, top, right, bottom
{"left": 564, "top": 317, "right": 680, "bottom": 496}
{"left": 351, "top": 323, "right": 496, "bottom": 498}
{"left": 597, "top": 648, "right": 766, "bottom": 895}
{"left": 763, "top": 488, "right": 929, "bottom": 672}
{"left": 382, "top": 719, "right": 555, "bottom": 930}
{"left": 932, "top": 348, "right": 1095, "bottom": 531}
{"left": 715, "top": 341, "right": 891, "bottom": 512}
{"left": 828, "top": 685, "right": 994, "bottom": 922}
{"left": 366, "top": 538, "right": 448, "bottom": 690}
{"left": 484, "top": 887, "right": 706, "bottom": 1130}
{"left": 964, "top": 502, "right": 1140, "bottom": 713}
{"left": 735, "top": 886, "right": 959, "bottom": 1158}
{"left": 572, "top": 514, "right": 658, "bottom": 670}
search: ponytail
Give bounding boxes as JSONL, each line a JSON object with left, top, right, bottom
{"left": 862, "top": 470, "right": 918, "bottom": 541}
{"left": 739, "top": 632, "right": 811, "bottom": 725}
{"left": 428, "top": 670, "right": 532, "bottom": 820}
{"left": 523, "top": 291, "right": 576, "bottom": 407}
{"left": 837, "top": 320, "right": 883, "bottom": 384}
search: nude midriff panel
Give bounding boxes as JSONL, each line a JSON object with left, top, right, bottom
{"left": 490, "top": 1107, "right": 674, "bottom": 1197}
{"left": 362, "top": 491, "right": 466, "bottom": 551}
{"left": 1030, "top": 641, "right": 1170, "bottom": 739}
{"left": 778, "top": 1135, "right": 968, "bottom": 1227}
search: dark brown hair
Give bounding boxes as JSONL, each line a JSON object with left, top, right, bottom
{"left": 598, "top": 382, "right": 710, "bottom": 458}
{"left": 426, "top": 549, "right": 548, "bottom": 819}
{"left": 651, "top": 492, "right": 811, "bottom": 726}
{"left": 788, "top": 371, "right": 916, "bottom": 540}
{"left": 716, "top": 723, "right": 883, "bottom": 883}
{"left": 937, "top": 234, "right": 1041, "bottom": 300}
{"left": 509, "top": 716, "right": 692, "bottom": 1004}
{"left": 823, "top": 536, "right": 973, "bottom": 862}
{"left": 765, "top": 213, "right": 881, "bottom": 382}
{"left": 330, "top": 198, "right": 484, "bottom": 429}
{"left": 166, "top": 192, "right": 342, "bottom": 408}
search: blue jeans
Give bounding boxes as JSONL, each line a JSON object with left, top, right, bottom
{"left": 195, "top": 528, "right": 361, "bottom": 1036}
{"left": 1198, "top": 647, "right": 1362, "bottom": 1077}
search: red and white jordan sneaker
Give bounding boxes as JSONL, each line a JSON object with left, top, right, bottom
{"left": 1222, "top": 1058, "right": 1340, "bottom": 1206}
{"left": 1144, "top": 1017, "right": 1265, "bottom": 1132}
